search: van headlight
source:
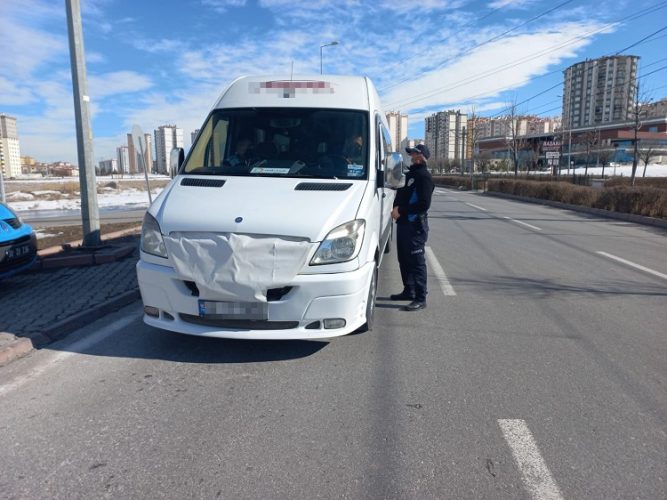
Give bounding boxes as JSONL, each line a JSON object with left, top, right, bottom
{"left": 311, "top": 220, "right": 365, "bottom": 265}
{"left": 141, "top": 213, "right": 167, "bottom": 258}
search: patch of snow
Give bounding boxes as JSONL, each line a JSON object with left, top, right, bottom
{"left": 35, "top": 229, "right": 64, "bottom": 239}
{"left": 571, "top": 163, "right": 667, "bottom": 177}
{"left": 9, "top": 187, "right": 164, "bottom": 212}
{"left": 7, "top": 192, "right": 35, "bottom": 201}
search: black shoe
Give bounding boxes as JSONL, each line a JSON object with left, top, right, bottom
{"left": 403, "top": 300, "right": 426, "bottom": 311}
{"left": 390, "top": 291, "right": 416, "bottom": 301}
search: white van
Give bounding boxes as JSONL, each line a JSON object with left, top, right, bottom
{"left": 136, "top": 75, "right": 404, "bottom": 339}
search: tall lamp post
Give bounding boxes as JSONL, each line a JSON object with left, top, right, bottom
{"left": 558, "top": 90, "right": 573, "bottom": 176}
{"left": 320, "top": 41, "right": 338, "bottom": 74}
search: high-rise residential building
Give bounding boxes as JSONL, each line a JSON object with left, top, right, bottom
{"left": 645, "top": 98, "right": 667, "bottom": 118}
{"left": 191, "top": 129, "right": 200, "bottom": 146}
{"left": 154, "top": 125, "right": 183, "bottom": 174}
{"left": 472, "top": 116, "right": 561, "bottom": 139}
{"left": 116, "top": 145, "right": 130, "bottom": 174}
{"left": 424, "top": 110, "right": 467, "bottom": 162}
{"left": 99, "top": 159, "right": 118, "bottom": 175}
{"left": 0, "top": 114, "right": 22, "bottom": 178}
{"left": 562, "top": 55, "right": 639, "bottom": 129}
{"left": 386, "top": 112, "right": 408, "bottom": 152}
{"left": 142, "top": 133, "right": 153, "bottom": 174}
{"left": 127, "top": 133, "right": 138, "bottom": 174}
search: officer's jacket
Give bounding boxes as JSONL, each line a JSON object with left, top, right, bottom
{"left": 393, "top": 162, "right": 434, "bottom": 224}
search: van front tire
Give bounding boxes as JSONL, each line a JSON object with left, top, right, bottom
{"left": 357, "top": 264, "right": 378, "bottom": 333}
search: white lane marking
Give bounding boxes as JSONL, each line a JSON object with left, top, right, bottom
{"left": 0, "top": 313, "right": 139, "bottom": 398}
{"left": 465, "top": 202, "right": 487, "bottom": 211}
{"left": 434, "top": 189, "right": 449, "bottom": 195}
{"left": 503, "top": 216, "right": 542, "bottom": 231}
{"left": 425, "top": 246, "right": 456, "bottom": 296}
{"left": 596, "top": 251, "right": 667, "bottom": 280}
{"left": 498, "top": 419, "right": 565, "bottom": 500}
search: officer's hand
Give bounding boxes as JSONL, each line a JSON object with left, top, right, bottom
{"left": 391, "top": 206, "right": 400, "bottom": 220}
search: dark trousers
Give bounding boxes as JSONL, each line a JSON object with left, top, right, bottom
{"left": 396, "top": 220, "right": 429, "bottom": 302}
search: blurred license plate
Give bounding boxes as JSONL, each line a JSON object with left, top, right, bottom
{"left": 6, "top": 244, "right": 32, "bottom": 260}
{"left": 198, "top": 300, "right": 268, "bottom": 320}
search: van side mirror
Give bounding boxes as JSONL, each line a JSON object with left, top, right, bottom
{"left": 169, "top": 148, "right": 184, "bottom": 178}
{"left": 384, "top": 152, "right": 405, "bottom": 189}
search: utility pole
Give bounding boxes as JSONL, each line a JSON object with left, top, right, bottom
{"left": 461, "top": 126, "right": 467, "bottom": 177}
{"left": 66, "top": 0, "right": 100, "bottom": 247}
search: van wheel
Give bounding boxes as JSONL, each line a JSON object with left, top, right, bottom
{"left": 357, "top": 264, "right": 378, "bottom": 333}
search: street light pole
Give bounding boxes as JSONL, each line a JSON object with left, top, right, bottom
{"left": 320, "top": 41, "right": 338, "bottom": 74}
{"left": 66, "top": 0, "right": 100, "bottom": 246}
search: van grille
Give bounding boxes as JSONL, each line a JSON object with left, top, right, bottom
{"left": 180, "top": 314, "right": 298, "bottom": 330}
{"left": 181, "top": 178, "right": 226, "bottom": 188}
{"left": 295, "top": 183, "right": 352, "bottom": 191}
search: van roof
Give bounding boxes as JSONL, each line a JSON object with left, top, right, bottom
{"left": 213, "top": 75, "right": 377, "bottom": 111}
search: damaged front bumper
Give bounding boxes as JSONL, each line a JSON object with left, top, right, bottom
{"left": 136, "top": 258, "right": 374, "bottom": 339}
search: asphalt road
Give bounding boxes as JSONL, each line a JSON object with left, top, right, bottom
{"left": 1, "top": 189, "right": 665, "bottom": 499}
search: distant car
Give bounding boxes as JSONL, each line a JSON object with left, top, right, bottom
{"left": 0, "top": 202, "right": 37, "bottom": 279}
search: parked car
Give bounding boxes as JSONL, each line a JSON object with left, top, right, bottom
{"left": 137, "top": 74, "right": 404, "bottom": 339}
{"left": 0, "top": 202, "right": 38, "bottom": 280}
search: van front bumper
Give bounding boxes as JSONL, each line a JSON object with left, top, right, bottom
{"left": 136, "top": 259, "right": 374, "bottom": 339}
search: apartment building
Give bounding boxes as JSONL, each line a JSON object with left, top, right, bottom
{"left": 154, "top": 125, "right": 183, "bottom": 174}
{"left": 0, "top": 114, "right": 22, "bottom": 178}
{"left": 99, "top": 159, "right": 118, "bottom": 175}
{"left": 386, "top": 111, "right": 408, "bottom": 153}
{"left": 117, "top": 146, "right": 130, "bottom": 174}
{"left": 425, "top": 110, "right": 467, "bottom": 162}
{"left": 562, "top": 55, "right": 639, "bottom": 129}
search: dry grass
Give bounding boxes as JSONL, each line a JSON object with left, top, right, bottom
{"left": 36, "top": 221, "right": 142, "bottom": 250}
{"left": 487, "top": 179, "right": 667, "bottom": 220}
{"left": 5, "top": 178, "right": 170, "bottom": 195}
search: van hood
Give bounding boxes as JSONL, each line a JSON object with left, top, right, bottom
{"left": 154, "top": 176, "right": 367, "bottom": 242}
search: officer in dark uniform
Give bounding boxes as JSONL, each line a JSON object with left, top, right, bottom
{"left": 390, "top": 144, "right": 434, "bottom": 311}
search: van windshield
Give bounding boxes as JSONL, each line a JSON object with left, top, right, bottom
{"left": 183, "top": 108, "right": 369, "bottom": 180}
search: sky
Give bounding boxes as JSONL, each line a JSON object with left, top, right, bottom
{"left": 1, "top": 0, "right": 666, "bottom": 165}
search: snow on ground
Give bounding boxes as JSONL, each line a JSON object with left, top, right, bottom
{"left": 8, "top": 187, "right": 164, "bottom": 212}
{"left": 568, "top": 163, "right": 667, "bottom": 177}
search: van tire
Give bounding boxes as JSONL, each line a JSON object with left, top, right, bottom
{"left": 357, "top": 264, "right": 378, "bottom": 333}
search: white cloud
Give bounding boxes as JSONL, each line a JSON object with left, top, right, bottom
{"left": 0, "top": 16, "right": 67, "bottom": 78}
{"left": 131, "top": 38, "right": 186, "bottom": 54}
{"left": 86, "top": 51, "right": 106, "bottom": 64}
{"left": 202, "top": 0, "right": 247, "bottom": 12}
{"left": 0, "top": 77, "right": 35, "bottom": 106}
{"left": 488, "top": 0, "right": 536, "bottom": 8}
{"left": 88, "top": 71, "right": 153, "bottom": 99}
{"left": 382, "top": 21, "right": 609, "bottom": 114}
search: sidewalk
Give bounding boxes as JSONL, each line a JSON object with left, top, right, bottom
{"left": 0, "top": 232, "right": 141, "bottom": 365}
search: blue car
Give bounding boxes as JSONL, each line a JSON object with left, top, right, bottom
{"left": 0, "top": 202, "right": 37, "bottom": 279}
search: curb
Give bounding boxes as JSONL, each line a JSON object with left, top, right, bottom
{"left": 0, "top": 289, "right": 140, "bottom": 366}
{"left": 0, "top": 337, "right": 35, "bottom": 366}
{"left": 480, "top": 191, "right": 667, "bottom": 230}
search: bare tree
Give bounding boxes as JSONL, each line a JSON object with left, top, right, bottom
{"left": 580, "top": 130, "right": 599, "bottom": 176}
{"left": 504, "top": 100, "right": 525, "bottom": 177}
{"left": 597, "top": 148, "right": 614, "bottom": 178}
{"left": 476, "top": 151, "right": 493, "bottom": 173}
{"left": 630, "top": 82, "right": 652, "bottom": 186}
{"left": 467, "top": 108, "right": 484, "bottom": 175}
{"left": 640, "top": 145, "right": 656, "bottom": 177}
